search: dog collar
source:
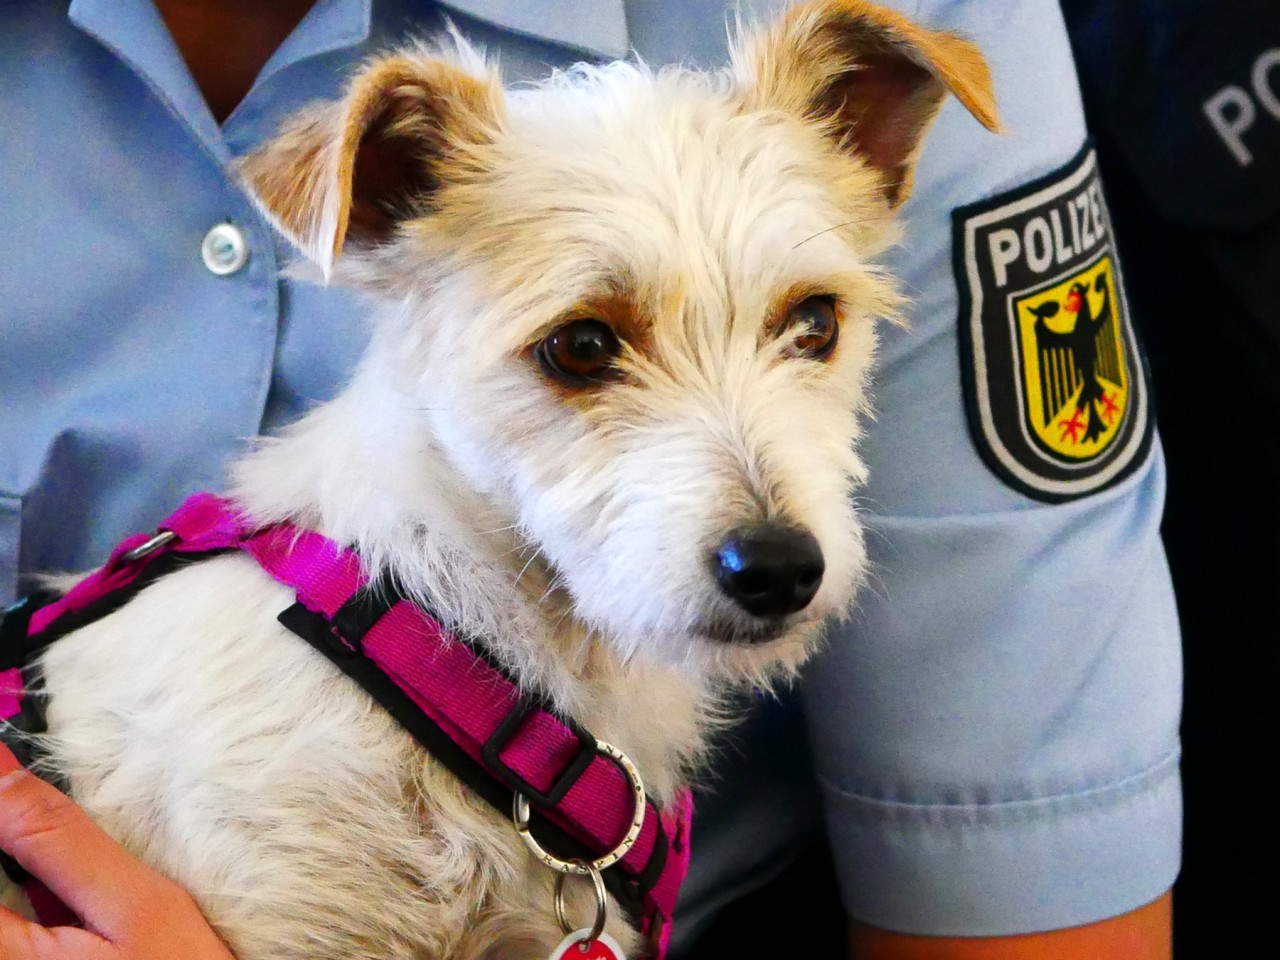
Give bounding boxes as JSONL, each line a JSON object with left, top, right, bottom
{"left": 0, "top": 493, "right": 692, "bottom": 957}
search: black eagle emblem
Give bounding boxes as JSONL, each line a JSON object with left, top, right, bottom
{"left": 1028, "top": 275, "right": 1123, "bottom": 444}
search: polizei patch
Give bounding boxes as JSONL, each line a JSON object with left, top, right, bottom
{"left": 954, "top": 143, "right": 1152, "bottom": 502}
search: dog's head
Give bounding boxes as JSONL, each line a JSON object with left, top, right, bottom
{"left": 241, "top": 0, "right": 997, "bottom": 681}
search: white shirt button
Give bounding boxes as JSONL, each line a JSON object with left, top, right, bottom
{"left": 201, "top": 223, "right": 249, "bottom": 276}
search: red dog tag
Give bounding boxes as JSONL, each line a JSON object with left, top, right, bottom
{"left": 546, "top": 929, "right": 626, "bottom": 960}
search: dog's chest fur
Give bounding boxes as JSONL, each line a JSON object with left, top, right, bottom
{"left": 36, "top": 553, "right": 687, "bottom": 959}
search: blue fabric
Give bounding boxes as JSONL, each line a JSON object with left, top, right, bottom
{"left": 0, "top": 0, "right": 1181, "bottom": 945}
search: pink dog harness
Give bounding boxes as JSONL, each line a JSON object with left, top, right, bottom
{"left": 0, "top": 493, "right": 692, "bottom": 956}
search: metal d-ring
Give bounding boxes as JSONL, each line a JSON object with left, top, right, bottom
{"left": 554, "top": 861, "right": 607, "bottom": 943}
{"left": 511, "top": 739, "right": 646, "bottom": 876}
{"left": 121, "top": 529, "right": 177, "bottom": 563}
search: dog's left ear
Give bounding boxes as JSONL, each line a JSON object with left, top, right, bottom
{"left": 734, "top": 0, "right": 1001, "bottom": 207}
{"left": 239, "top": 52, "right": 504, "bottom": 278}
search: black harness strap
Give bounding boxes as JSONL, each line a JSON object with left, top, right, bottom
{"left": 1, "top": 557, "right": 663, "bottom": 926}
{"left": 276, "top": 599, "right": 653, "bottom": 925}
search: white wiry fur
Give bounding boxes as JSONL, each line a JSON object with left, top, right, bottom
{"left": 3, "top": 4, "right": 996, "bottom": 957}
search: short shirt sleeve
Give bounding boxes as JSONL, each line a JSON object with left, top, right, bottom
{"left": 801, "top": 0, "right": 1182, "bottom": 935}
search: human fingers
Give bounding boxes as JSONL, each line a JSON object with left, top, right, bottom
{"left": 0, "top": 745, "right": 166, "bottom": 939}
{"left": 0, "top": 902, "right": 112, "bottom": 960}
{"left": 0, "top": 745, "right": 112, "bottom": 960}
{"left": 0, "top": 744, "right": 235, "bottom": 959}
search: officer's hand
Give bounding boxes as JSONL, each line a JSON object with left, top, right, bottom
{"left": 0, "top": 742, "right": 235, "bottom": 960}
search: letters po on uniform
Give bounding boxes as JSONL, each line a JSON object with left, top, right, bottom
{"left": 1203, "top": 46, "right": 1280, "bottom": 166}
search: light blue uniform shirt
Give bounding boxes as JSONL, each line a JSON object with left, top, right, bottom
{"left": 0, "top": 0, "right": 1182, "bottom": 946}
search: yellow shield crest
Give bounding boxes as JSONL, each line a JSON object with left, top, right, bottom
{"left": 1014, "top": 257, "right": 1127, "bottom": 460}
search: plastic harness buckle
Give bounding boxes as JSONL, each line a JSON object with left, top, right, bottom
{"left": 482, "top": 693, "right": 597, "bottom": 808}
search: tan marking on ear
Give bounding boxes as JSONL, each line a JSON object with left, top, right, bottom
{"left": 332, "top": 57, "right": 505, "bottom": 259}
{"left": 905, "top": 23, "right": 1000, "bottom": 134}
{"left": 824, "top": 1, "right": 1000, "bottom": 134}
{"left": 238, "top": 51, "right": 505, "bottom": 274}
{"left": 736, "top": 0, "right": 1000, "bottom": 207}
{"left": 237, "top": 103, "right": 343, "bottom": 264}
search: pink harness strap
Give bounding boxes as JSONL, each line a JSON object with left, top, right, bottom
{"left": 0, "top": 668, "right": 19, "bottom": 721}
{"left": 1, "top": 494, "right": 692, "bottom": 955}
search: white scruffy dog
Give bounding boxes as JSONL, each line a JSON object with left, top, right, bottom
{"left": 1, "top": 2, "right": 996, "bottom": 957}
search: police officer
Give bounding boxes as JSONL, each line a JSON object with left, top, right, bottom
{"left": 0, "top": 1, "right": 1180, "bottom": 957}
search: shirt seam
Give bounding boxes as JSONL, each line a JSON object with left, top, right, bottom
{"left": 818, "top": 746, "right": 1179, "bottom": 824}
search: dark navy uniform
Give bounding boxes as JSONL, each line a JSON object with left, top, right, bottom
{"left": 1062, "top": 1, "right": 1280, "bottom": 952}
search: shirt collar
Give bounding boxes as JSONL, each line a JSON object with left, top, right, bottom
{"left": 67, "top": 0, "right": 375, "bottom": 161}
{"left": 256, "top": 0, "right": 373, "bottom": 88}
{"left": 65, "top": 0, "right": 628, "bottom": 163}
{"left": 68, "top": 0, "right": 225, "bottom": 159}
{"left": 437, "top": 0, "right": 630, "bottom": 60}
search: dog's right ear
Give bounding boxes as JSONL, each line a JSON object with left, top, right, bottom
{"left": 239, "top": 53, "right": 504, "bottom": 279}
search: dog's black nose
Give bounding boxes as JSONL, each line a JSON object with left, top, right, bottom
{"left": 712, "top": 524, "right": 824, "bottom": 618}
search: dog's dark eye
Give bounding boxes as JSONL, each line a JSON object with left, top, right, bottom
{"left": 781, "top": 296, "right": 839, "bottom": 360}
{"left": 536, "top": 319, "right": 622, "bottom": 384}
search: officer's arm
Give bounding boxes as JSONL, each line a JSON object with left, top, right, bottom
{"left": 848, "top": 891, "right": 1171, "bottom": 959}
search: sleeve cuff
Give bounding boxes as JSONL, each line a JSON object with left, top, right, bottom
{"left": 821, "top": 747, "right": 1181, "bottom": 936}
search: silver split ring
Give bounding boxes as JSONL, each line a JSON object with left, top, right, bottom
{"left": 512, "top": 739, "right": 646, "bottom": 875}
{"left": 553, "top": 861, "right": 607, "bottom": 942}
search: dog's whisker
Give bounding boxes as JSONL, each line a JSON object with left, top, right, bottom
{"left": 513, "top": 550, "right": 543, "bottom": 585}
{"left": 790, "top": 219, "right": 860, "bottom": 250}
{"left": 474, "top": 523, "right": 520, "bottom": 537}
{"left": 537, "top": 576, "right": 568, "bottom": 606}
